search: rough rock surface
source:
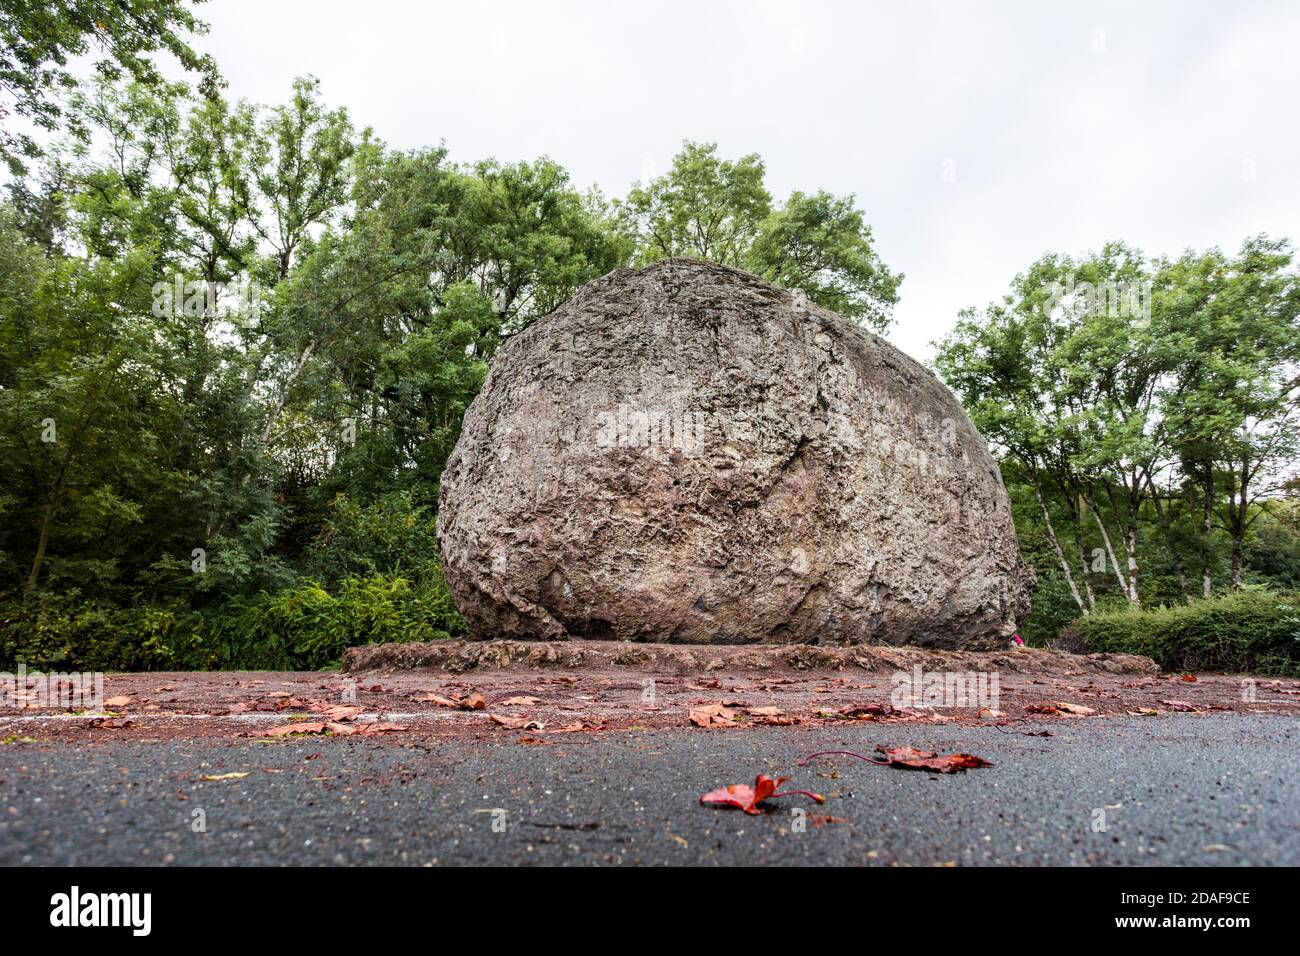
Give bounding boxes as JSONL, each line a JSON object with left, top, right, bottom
{"left": 437, "top": 258, "right": 1033, "bottom": 649}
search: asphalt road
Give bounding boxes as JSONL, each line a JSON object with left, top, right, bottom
{"left": 2, "top": 714, "right": 1296, "bottom": 866}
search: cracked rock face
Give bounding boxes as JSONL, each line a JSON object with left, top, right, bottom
{"left": 436, "top": 258, "right": 1033, "bottom": 649}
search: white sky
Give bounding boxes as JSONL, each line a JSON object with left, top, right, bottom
{"left": 193, "top": 0, "right": 1299, "bottom": 361}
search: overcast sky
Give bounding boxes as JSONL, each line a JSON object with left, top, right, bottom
{"left": 195, "top": 0, "right": 1300, "bottom": 361}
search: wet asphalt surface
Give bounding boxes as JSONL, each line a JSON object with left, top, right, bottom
{"left": 1, "top": 714, "right": 1296, "bottom": 866}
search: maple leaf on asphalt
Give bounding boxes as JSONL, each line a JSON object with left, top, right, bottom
{"left": 699, "top": 774, "right": 825, "bottom": 814}
{"left": 799, "top": 746, "right": 993, "bottom": 773}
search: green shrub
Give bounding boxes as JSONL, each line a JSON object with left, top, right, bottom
{"left": 0, "top": 571, "right": 467, "bottom": 672}
{"left": 1065, "top": 590, "right": 1300, "bottom": 676}
{"left": 205, "top": 573, "right": 467, "bottom": 670}
{"left": 0, "top": 590, "right": 210, "bottom": 672}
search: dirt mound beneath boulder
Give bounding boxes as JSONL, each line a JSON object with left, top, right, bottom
{"left": 343, "top": 639, "right": 1154, "bottom": 677}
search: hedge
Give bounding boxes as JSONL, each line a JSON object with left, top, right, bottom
{"left": 1065, "top": 590, "right": 1300, "bottom": 676}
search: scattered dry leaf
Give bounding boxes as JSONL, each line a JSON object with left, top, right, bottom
{"left": 488, "top": 713, "right": 544, "bottom": 730}
{"left": 413, "top": 691, "right": 486, "bottom": 711}
{"left": 801, "top": 746, "right": 993, "bottom": 774}
{"left": 264, "top": 721, "right": 328, "bottom": 736}
{"left": 688, "top": 702, "right": 738, "bottom": 727}
{"left": 699, "top": 774, "right": 824, "bottom": 814}
{"left": 1053, "top": 701, "right": 1097, "bottom": 716}
{"left": 88, "top": 716, "right": 133, "bottom": 729}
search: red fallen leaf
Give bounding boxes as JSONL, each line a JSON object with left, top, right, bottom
{"left": 102, "top": 695, "right": 134, "bottom": 708}
{"left": 413, "top": 693, "right": 459, "bottom": 707}
{"left": 699, "top": 774, "right": 825, "bottom": 814}
{"left": 1025, "top": 702, "right": 1060, "bottom": 715}
{"left": 413, "top": 691, "right": 485, "bottom": 711}
{"left": 688, "top": 702, "right": 739, "bottom": 727}
{"left": 687, "top": 678, "right": 722, "bottom": 690}
{"left": 488, "top": 713, "right": 544, "bottom": 730}
{"left": 311, "top": 703, "right": 364, "bottom": 722}
{"left": 88, "top": 716, "right": 133, "bottom": 729}
{"left": 500, "top": 696, "right": 541, "bottom": 707}
{"left": 1160, "top": 699, "right": 1199, "bottom": 712}
{"left": 353, "top": 721, "right": 409, "bottom": 735}
{"left": 752, "top": 714, "right": 799, "bottom": 726}
{"left": 809, "top": 814, "right": 849, "bottom": 829}
{"left": 837, "top": 702, "right": 897, "bottom": 719}
{"left": 1180, "top": 674, "right": 1198, "bottom": 682}
{"left": 1053, "top": 701, "right": 1097, "bottom": 716}
{"left": 800, "top": 746, "right": 993, "bottom": 774}
{"left": 877, "top": 746, "right": 993, "bottom": 772}
{"left": 994, "top": 726, "right": 1054, "bottom": 737}
{"left": 557, "top": 720, "right": 602, "bottom": 732}
{"left": 265, "top": 721, "right": 328, "bottom": 736}
{"left": 265, "top": 691, "right": 293, "bottom": 699}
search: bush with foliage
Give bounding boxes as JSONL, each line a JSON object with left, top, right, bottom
{"left": 1065, "top": 590, "right": 1300, "bottom": 676}
{"left": 0, "top": 570, "right": 467, "bottom": 673}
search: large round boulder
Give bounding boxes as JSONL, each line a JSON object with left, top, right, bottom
{"left": 436, "top": 258, "right": 1033, "bottom": 649}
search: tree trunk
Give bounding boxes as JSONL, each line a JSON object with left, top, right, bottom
{"left": 1146, "top": 480, "right": 1189, "bottom": 597}
{"left": 1035, "top": 485, "right": 1087, "bottom": 614}
{"left": 259, "top": 338, "right": 317, "bottom": 450}
{"left": 1085, "top": 495, "right": 1130, "bottom": 598}
{"left": 25, "top": 494, "right": 57, "bottom": 594}
{"left": 1200, "top": 471, "right": 1214, "bottom": 598}
{"left": 1230, "top": 459, "right": 1249, "bottom": 590}
{"left": 1069, "top": 496, "right": 1096, "bottom": 610}
{"left": 1124, "top": 523, "right": 1141, "bottom": 607}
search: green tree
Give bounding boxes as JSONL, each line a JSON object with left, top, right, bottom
{"left": 618, "top": 141, "right": 900, "bottom": 331}
{"left": 0, "top": 0, "right": 216, "bottom": 173}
